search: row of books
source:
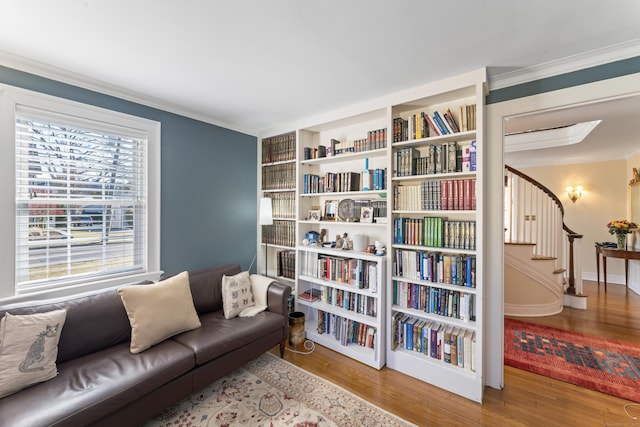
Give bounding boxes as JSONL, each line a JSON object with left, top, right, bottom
{"left": 303, "top": 169, "right": 386, "bottom": 194}
{"left": 265, "top": 191, "right": 296, "bottom": 219}
{"left": 303, "top": 128, "right": 388, "bottom": 160}
{"left": 277, "top": 250, "right": 295, "bottom": 279}
{"left": 301, "top": 285, "right": 377, "bottom": 317}
{"left": 393, "top": 249, "right": 476, "bottom": 288}
{"left": 262, "top": 220, "right": 295, "bottom": 247}
{"left": 393, "top": 105, "right": 476, "bottom": 143}
{"left": 393, "top": 141, "right": 476, "bottom": 177}
{"left": 394, "top": 178, "right": 476, "bottom": 211}
{"left": 262, "top": 132, "right": 296, "bottom": 164}
{"left": 317, "top": 310, "right": 376, "bottom": 349}
{"left": 393, "top": 281, "right": 476, "bottom": 322}
{"left": 394, "top": 217, "right": 476, "bottom": 250}
{"left": 391, "top": 312, "right": 476, "bottom": 371}
{"left": 299, "top": 251, "right": 378, "bottom": 291}
{"left": 262, "top": 163, "right": 296, "bottom": 191}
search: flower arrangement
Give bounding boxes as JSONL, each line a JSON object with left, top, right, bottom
{"left": 607, "top": 219, "right": 638, "bottom": 235}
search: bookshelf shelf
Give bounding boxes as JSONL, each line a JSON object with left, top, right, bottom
{"left": 392, "top": 210, "right": 476, "bottom": 215}
{"left": 305, "top": 329, "right": 379, "bottom": 364}
{"left": 391, "top": 347, "right": 476, "bottom": 377}
{"left": 391, "top": 305, "right": 476, "bottom": 329}
{"left": 391, "top": 275, "right": 477, "bottom": 295}
{"left": 391, "top": 243, "right": 476, "bottom": 255}
{"left": 262, "top": 188, "right": 296, "bottom": 193}
{"left": 299, "top": 274, "right": 379, "bottom": 297}
{"left": 393, "top": 171, "right": 476, "bottom": 181}
{"left": 261, "top": 158, "right": 297, "bottom": 167}
{"left": 297, "top": 298, "right": 378, "bottom": 327}
{"left": 299, "top": 220, "right": 387, "bottom": 227}
{"left": 392, "top": 130, "right": 477, "bottom": 149}
{"left": 300, "top": 190, "right": 387, "bottom": 197}
{"left": 300, "top": 147, "right": 387, "bottom": 165}
{"left": 258, "top": 68, "right": 485, "bottom": 401}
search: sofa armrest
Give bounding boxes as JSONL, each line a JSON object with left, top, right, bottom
{"left": 266, "top": 281, "right": 291, "bottom": 316}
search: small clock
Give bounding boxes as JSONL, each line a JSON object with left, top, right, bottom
{"left": 338, "top": 199, "right": 357, "bottom": 222}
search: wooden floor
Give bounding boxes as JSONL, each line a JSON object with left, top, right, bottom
{"left": 271, "top": 280, "right": 640, "bottom": 426}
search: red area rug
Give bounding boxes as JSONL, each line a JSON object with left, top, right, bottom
{"left": 504, "top": 318, "right": 640, "bottom": 403}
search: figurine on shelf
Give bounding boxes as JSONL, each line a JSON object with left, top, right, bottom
{"left": 335, "top": 234, "right": 343, "bottom": 249}
{"left": 341, "top": 232, "right": 352, "bottom": 250}
{"left": 320, "top": 228, "right": 327, "bottom": 244}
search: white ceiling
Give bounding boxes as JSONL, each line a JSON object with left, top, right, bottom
{"left": 1, "top": 0, "right": 640, "bottom": 166}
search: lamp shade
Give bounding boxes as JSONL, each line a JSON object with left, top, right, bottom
{"left": 259, "top": 197, "right": 273, "bottom": 225}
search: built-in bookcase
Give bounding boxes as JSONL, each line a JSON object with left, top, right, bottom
{"left": 259, "top": 132, "right": 297, "bottom": 283}
{"left": 257, "top": 68, "right": 486, "bottom": 401}
{"left": 294, "top": 110, "right": 390, "bottom": 369}
{"left": 386, "top": 72, "right": 485, "bottom": 403}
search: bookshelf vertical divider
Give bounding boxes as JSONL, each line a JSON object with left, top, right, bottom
{"left": 258, "top": 68, "right": 486, "bottom": 401}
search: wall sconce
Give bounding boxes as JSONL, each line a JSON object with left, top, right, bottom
{"left": 566, "top": 185, "right": 583, "bottom": 203}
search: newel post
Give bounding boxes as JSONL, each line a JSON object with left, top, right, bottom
{"left": 566, "top": 234, "right": 577, "bottom": 295}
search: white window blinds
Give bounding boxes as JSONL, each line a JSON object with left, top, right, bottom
{"left": 15, "top": 105, "right": 148, "bottom": 294}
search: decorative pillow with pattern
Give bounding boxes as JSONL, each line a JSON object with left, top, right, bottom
{"left": 0, "top": 309, "right": 67, "bottom": 398}
{"left": 222, "top": 271, "right": 255, "bottom": 319}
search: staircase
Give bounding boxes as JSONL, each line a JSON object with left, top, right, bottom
{"left": 504, "top": 165, "right": 586, "bottom": 316}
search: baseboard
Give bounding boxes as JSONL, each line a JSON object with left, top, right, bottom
{"left": 563, "top": 292, "right": 588, "bottom": 310}
{"left": 582, "top": 271, "right": 625, "bottom": 285}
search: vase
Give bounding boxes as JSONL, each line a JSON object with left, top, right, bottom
{"left": 616, "top": 233, "right": 627, "bottom": 249}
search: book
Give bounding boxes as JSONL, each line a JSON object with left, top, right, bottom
{"left": 298, "top": 288, "right": 322, "bottom": 302}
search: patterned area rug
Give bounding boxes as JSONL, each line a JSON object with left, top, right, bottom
{"left": 504, "top": 318, "right": 640, "bottom": 403}
{"left": 143, "top": 352, "right": 413, "bottom": 427}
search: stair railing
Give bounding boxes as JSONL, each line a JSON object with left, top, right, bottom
{"left": 504, "top": 165, "right": 583, "bottom": 295}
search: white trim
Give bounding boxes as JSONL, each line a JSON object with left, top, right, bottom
{"left": 504, "top": 120, "right": 601, "bottom": 153}
{"left": 0, "top": 84, "right": 161, "bottom": 301}
{"left": 490, "top": 39, "right": 640, "bottom": 91}
{"left": 0, "top": 50, "right": 256, "bottom": 137}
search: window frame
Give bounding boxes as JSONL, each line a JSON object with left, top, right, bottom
{"left": 0, "top": 84, "right": 161, "bottom": 302}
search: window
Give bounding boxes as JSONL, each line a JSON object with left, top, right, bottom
{"left": 0, "top": 86, "right": 160, "bottom": 301}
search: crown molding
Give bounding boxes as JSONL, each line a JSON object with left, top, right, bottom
{"left": 489, "top": 39, "right": 640, "bottom": 91}
{"left": 0, "top": 50, "right": 256, "bottom": 136}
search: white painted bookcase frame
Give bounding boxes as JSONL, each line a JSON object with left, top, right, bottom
{"left": 257, "top": 68, "right": 486, "bottom": 401}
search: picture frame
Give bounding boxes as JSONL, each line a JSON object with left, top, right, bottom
{"left": 324, "top": 200, "right": 338, "bottom": 221}
{"left": 308, "top": 209, "right": 321, "bottom": 222}
{"left": 360, "top": 206, "right": 373, "bottom": 223}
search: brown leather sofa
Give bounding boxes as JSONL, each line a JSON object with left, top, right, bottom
{"left": 0, "top": 264, "right": 291, "bottom": 427}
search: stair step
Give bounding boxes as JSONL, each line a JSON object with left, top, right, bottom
{"left": 505, "top": 241, "right": 536, "bottom": 246}
{"left": 532, "top": 255, "right": 557, "bottom": 261}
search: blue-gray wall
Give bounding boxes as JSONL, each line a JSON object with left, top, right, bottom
{"left": 0, "top": 66, "right": 257, "bottom": 276}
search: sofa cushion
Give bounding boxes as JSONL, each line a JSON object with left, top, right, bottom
{"left": 180, "top": 264, "right": 241, "bottom": 314}
{"left": 0, "top": 309, "right": 67, "bottom": 398}
{"left": 171, "top": 310, "right": 285, "bottom": 365}
{"left": 0, "top": 340, "right": 194, "bottom": 427}
{"left": 221, "top": 271, "right": 255, "bottom": 319}
{"left": 0, "top": 288, "right": 133, "bottom": 364}
{"left": 118, "top": 271, "right": 201, "bottom": 353}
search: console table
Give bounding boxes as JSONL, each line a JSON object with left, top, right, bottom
{"left": 595, "top": 243, "right": 640, "bottom": 291}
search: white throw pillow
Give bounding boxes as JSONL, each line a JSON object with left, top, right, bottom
{"left": 0, "top": 309, "right": 67, "bottom": 398}
{"left": 118, "top": 271, "right": 201, "bottom": 353}
{"left": 222, "top": 271, "right": 255, "bottom": 319}
{"left": 239, "top": 274, "right": 273, "bottom": 317}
